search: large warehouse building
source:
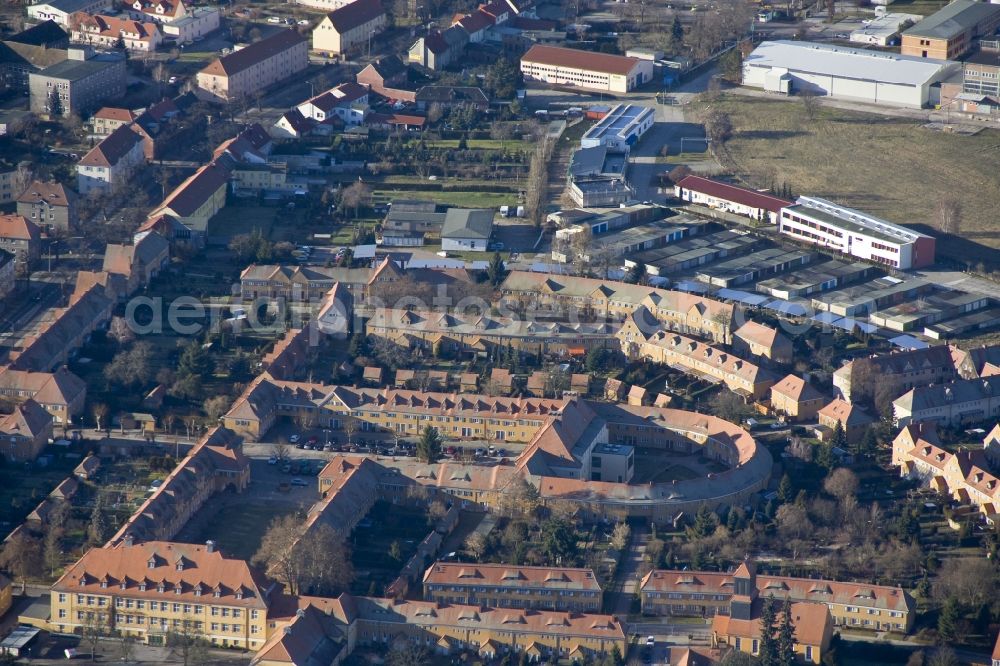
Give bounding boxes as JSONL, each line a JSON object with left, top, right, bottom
{"left": 778, "top": 196, "right": 936, "bottom": 270}
{"left": 520, "top": 45, "right": 653, "bottom": 94}
{"left": 742, "top": 40, "right": 960, "bottom": 108}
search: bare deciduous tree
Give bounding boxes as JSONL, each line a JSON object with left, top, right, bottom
{"left": 934, "top": 197, "right": 962, "bottom": 235}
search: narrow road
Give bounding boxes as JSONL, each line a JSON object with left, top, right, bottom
{"left": 605, "top": 522, "right": 650, "bottom": 615}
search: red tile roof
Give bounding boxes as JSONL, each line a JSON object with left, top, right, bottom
{"left": 522, "top": 44, "right": 640, "bottom": 76}
{"left": 93, "top": 107, "right": 137, "bottom": 122}
{"left": 676, "top": 175, "right": 792, "bottom": 213}
{"left": 324, "top": 0, "right": 384, "bottom": 33}
{"left": 201, "top": 29, "right": 305, "bottom": 77}
{"left": 0, "top": 214, "right": 41, "bottom": 242}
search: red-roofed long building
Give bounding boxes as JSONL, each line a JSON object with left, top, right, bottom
{"left": 197, "top": 29, "right": 307, "bottom": 101}
{"left": 674, "top": 175, "right": 792, "bottom": 225}
{"left": 520, "top": 44, "right": 653, "bottom": 93}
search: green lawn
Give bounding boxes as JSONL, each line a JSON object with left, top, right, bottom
{"left": 184, "top": 502, "right": 298, "bottom": 561}
{"left": 372, "top": 189, "right": 515, "bottom": 209}
{"left": 205, "top": 205, "right": 278, "bottom": 241}
{"left": 423, "top": 139, "right": 533, "bottom": 151}
{"left": 693, "top": 94, "right": 1000, "bottom": 267}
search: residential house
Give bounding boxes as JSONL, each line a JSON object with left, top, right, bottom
{"left": 365, "top": 308, "right": 617, "bottom": 359}
{"left": 422, "top": 562, "right": 602, "bottom": 612}
{"left": 640, "top": 561, "right": 914, "bottom": 632}
{"left": 77, "top": 123, "right": 145, "bottom": 194}
{"left": 625, "top": 328, "right": 776, "bottom": 400}
{"left": 27, "top": 0, "right": 111, "bottom": 25}
{"left": 362, "top": 366, "right": 384, "bottom": 386}
{"left": 770, "top": 374, "right": 825, "bottom": 422}
{"left": 452, "top": 10, "right": 493, "bottom": 43}
{"left": 0, "top": 399, "right": 53, "bottom": 462}
{"left": 440, "top": 208, "right": 494, "bottom": 252}
{"left": 29, "top": 48, "right": 126, "bottom": 116}
{"left": 16, "top": 180, "right": 78, "bottom": 232}
{"left": 8, "top": 284, "right": 113, "bottom": 372}
{"left": 893, "top": 424, "right": 1000, "bottom": 519}
{"left": 732, "top": 320, "right": 793, "bottom": 364}
{"left": 501, "top": 271, "right": 735, "bottom": 343}
{"left": 130, "top": 97, "right": 185, "bottom": 160}
{"left": 73, "top": 454, "right": 101, "bottom": 480}
{"left": 49, "top": 476, "right": 78, "bottom": 500}
{"left": 197, "top": 29, "right": 308, "bottom": 102}
{"left": 101, "top": 231, "right": 170, "bottom": 296}
{"left": 0, "top": 214, "right": 41, "bottom": 267}
{"left": 0, "top": 250, "right": 12, "bottom": 299}
{"left": 710, "top": 562, "right": 833, "bottom": 664}
{"left": 817, "top": 398, "right": 873, "bottom": 444}
{"left": 604, "top": 378, "right": 625, "bottom": 402}
{"left": 239, "top": 256, "right": 406, "bottom": 303}
{"left": 408, "top": 25, "right": 468, "bottom": 70}
{"left": 128, "top": 0, "right": 220, "bottom": 44}
{"left": 0, "top": 366, "right": 87, "bottom": 424}
{"left": 414, "top": 86, "right": 489, "bottom": 111}
{"left": 893, "top": 376, "right": 1000, "bottom": 428}
{"left": 110, "top": 427, "right": 250, "bottom": 544}
{"left": 296, "top": 82, "right": 369, "bottom": 127}
{"left": 148, "top": 161, "right": 229, "bottom": 240}
{"left": 90, "top": 107, "right": 136, "bottom": 136}
{"left": 312, "top": 0, "right": 386, "bottom": 56}
{"left": 0, "top": 26, "right": 70, "bottom": 95}
{"left": 72, "top": 15, "right": 163, "bottom": 52}
{"left": 832, "top": 345, "right": 964, "bottom": 403}
{"left": 489, "top": 368, "right": 514, "bottom": 395}
{"left": 356, "top": 55, "right": 416, "bottom": 102}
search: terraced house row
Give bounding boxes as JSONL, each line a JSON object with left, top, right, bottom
{"left": 640, "top": 559, "right": 915, "bottom": 632}
{"left": 48, "top": 537, "right": 626, "bottom": 663}
{"left": 422, "top": 562, "right": 602, "bottom": 612}
{"left": 240, "top": 389, "right": 772, "bottom": 521}
{"left": 498, "top": 271, "right": 735, "bottom": 344}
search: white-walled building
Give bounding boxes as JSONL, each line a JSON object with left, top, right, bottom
{"left": 674, "top": 174, "right": 791, "bottom": 225}
{"left": 77, "top": 124, "right": 145, "bottom": 194}
{"left": 441, "top": 209, "right": 494, "bottom": 252}
{"left": 296, "top": 82, "right": 369, "bottom": 126}
{"left": 197, "top": 29, "right": 308, "bottom": 102}
{"left": 28, "top": 0, "right": 110, "bottom": 25}
{"left": 778, "top": 196, "right": 936, "bottom": 270}
{"left": 520, "top": 45, "right": 653, "bottom": 94}
{"left": 580, "top": 104, "right": 654, "bottom": 151}
{"left": 850, "top": 13, "right": 921, "bottom": 46}
{"left": 312, "top": 0, "right": 386, "bottom": 56}
{"left": 742, "top": 40, "right": 960, "bottom": 108}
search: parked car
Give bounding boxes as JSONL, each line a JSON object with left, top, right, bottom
{"left": 268, "top": 455, "right": 278, "bottom": 465}
{"left": 289, "top": 434, "right": 300, "bottom": 443}
{"left": 267, "top": 15, "right": 282, "bottom": 23}
{"left": 291, "top": 478, "right": 308, "bottom": 487}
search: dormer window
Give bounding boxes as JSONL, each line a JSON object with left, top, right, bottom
{"left": 147, "top": 558, "right": 156, "bottom": 569}
{"left": 119, "top": 582, "right": 127, "bottom": 590}
{"left": 213, "top": 589, "right": 221, "bottom": 598}
{"left": 157, "top": 583, "right": 165, "bottom": 593}
{"left": 176, "top": 563, "right": 184, "bottom": 572}
{"left": 235, "top": 591, "right": 243, "bottom": 600}
{"left": 100, "top": 580, "right": 108, "bottom": 589}
{"left": 174, "top": 587, "right": 182, "bottom": 595}
{"left": 139, "top": 583, "right": 147, "bottom": 592}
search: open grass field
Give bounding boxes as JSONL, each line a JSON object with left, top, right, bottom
{"left": 184, "top": 501, "right": 297, "bottom": 561}
{"left": 692, "top": 95, "right": 1000, "bottom": 268}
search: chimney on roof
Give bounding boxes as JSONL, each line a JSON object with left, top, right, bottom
{"left": 205, "top": 540, "right": 216, "bottom": 553}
